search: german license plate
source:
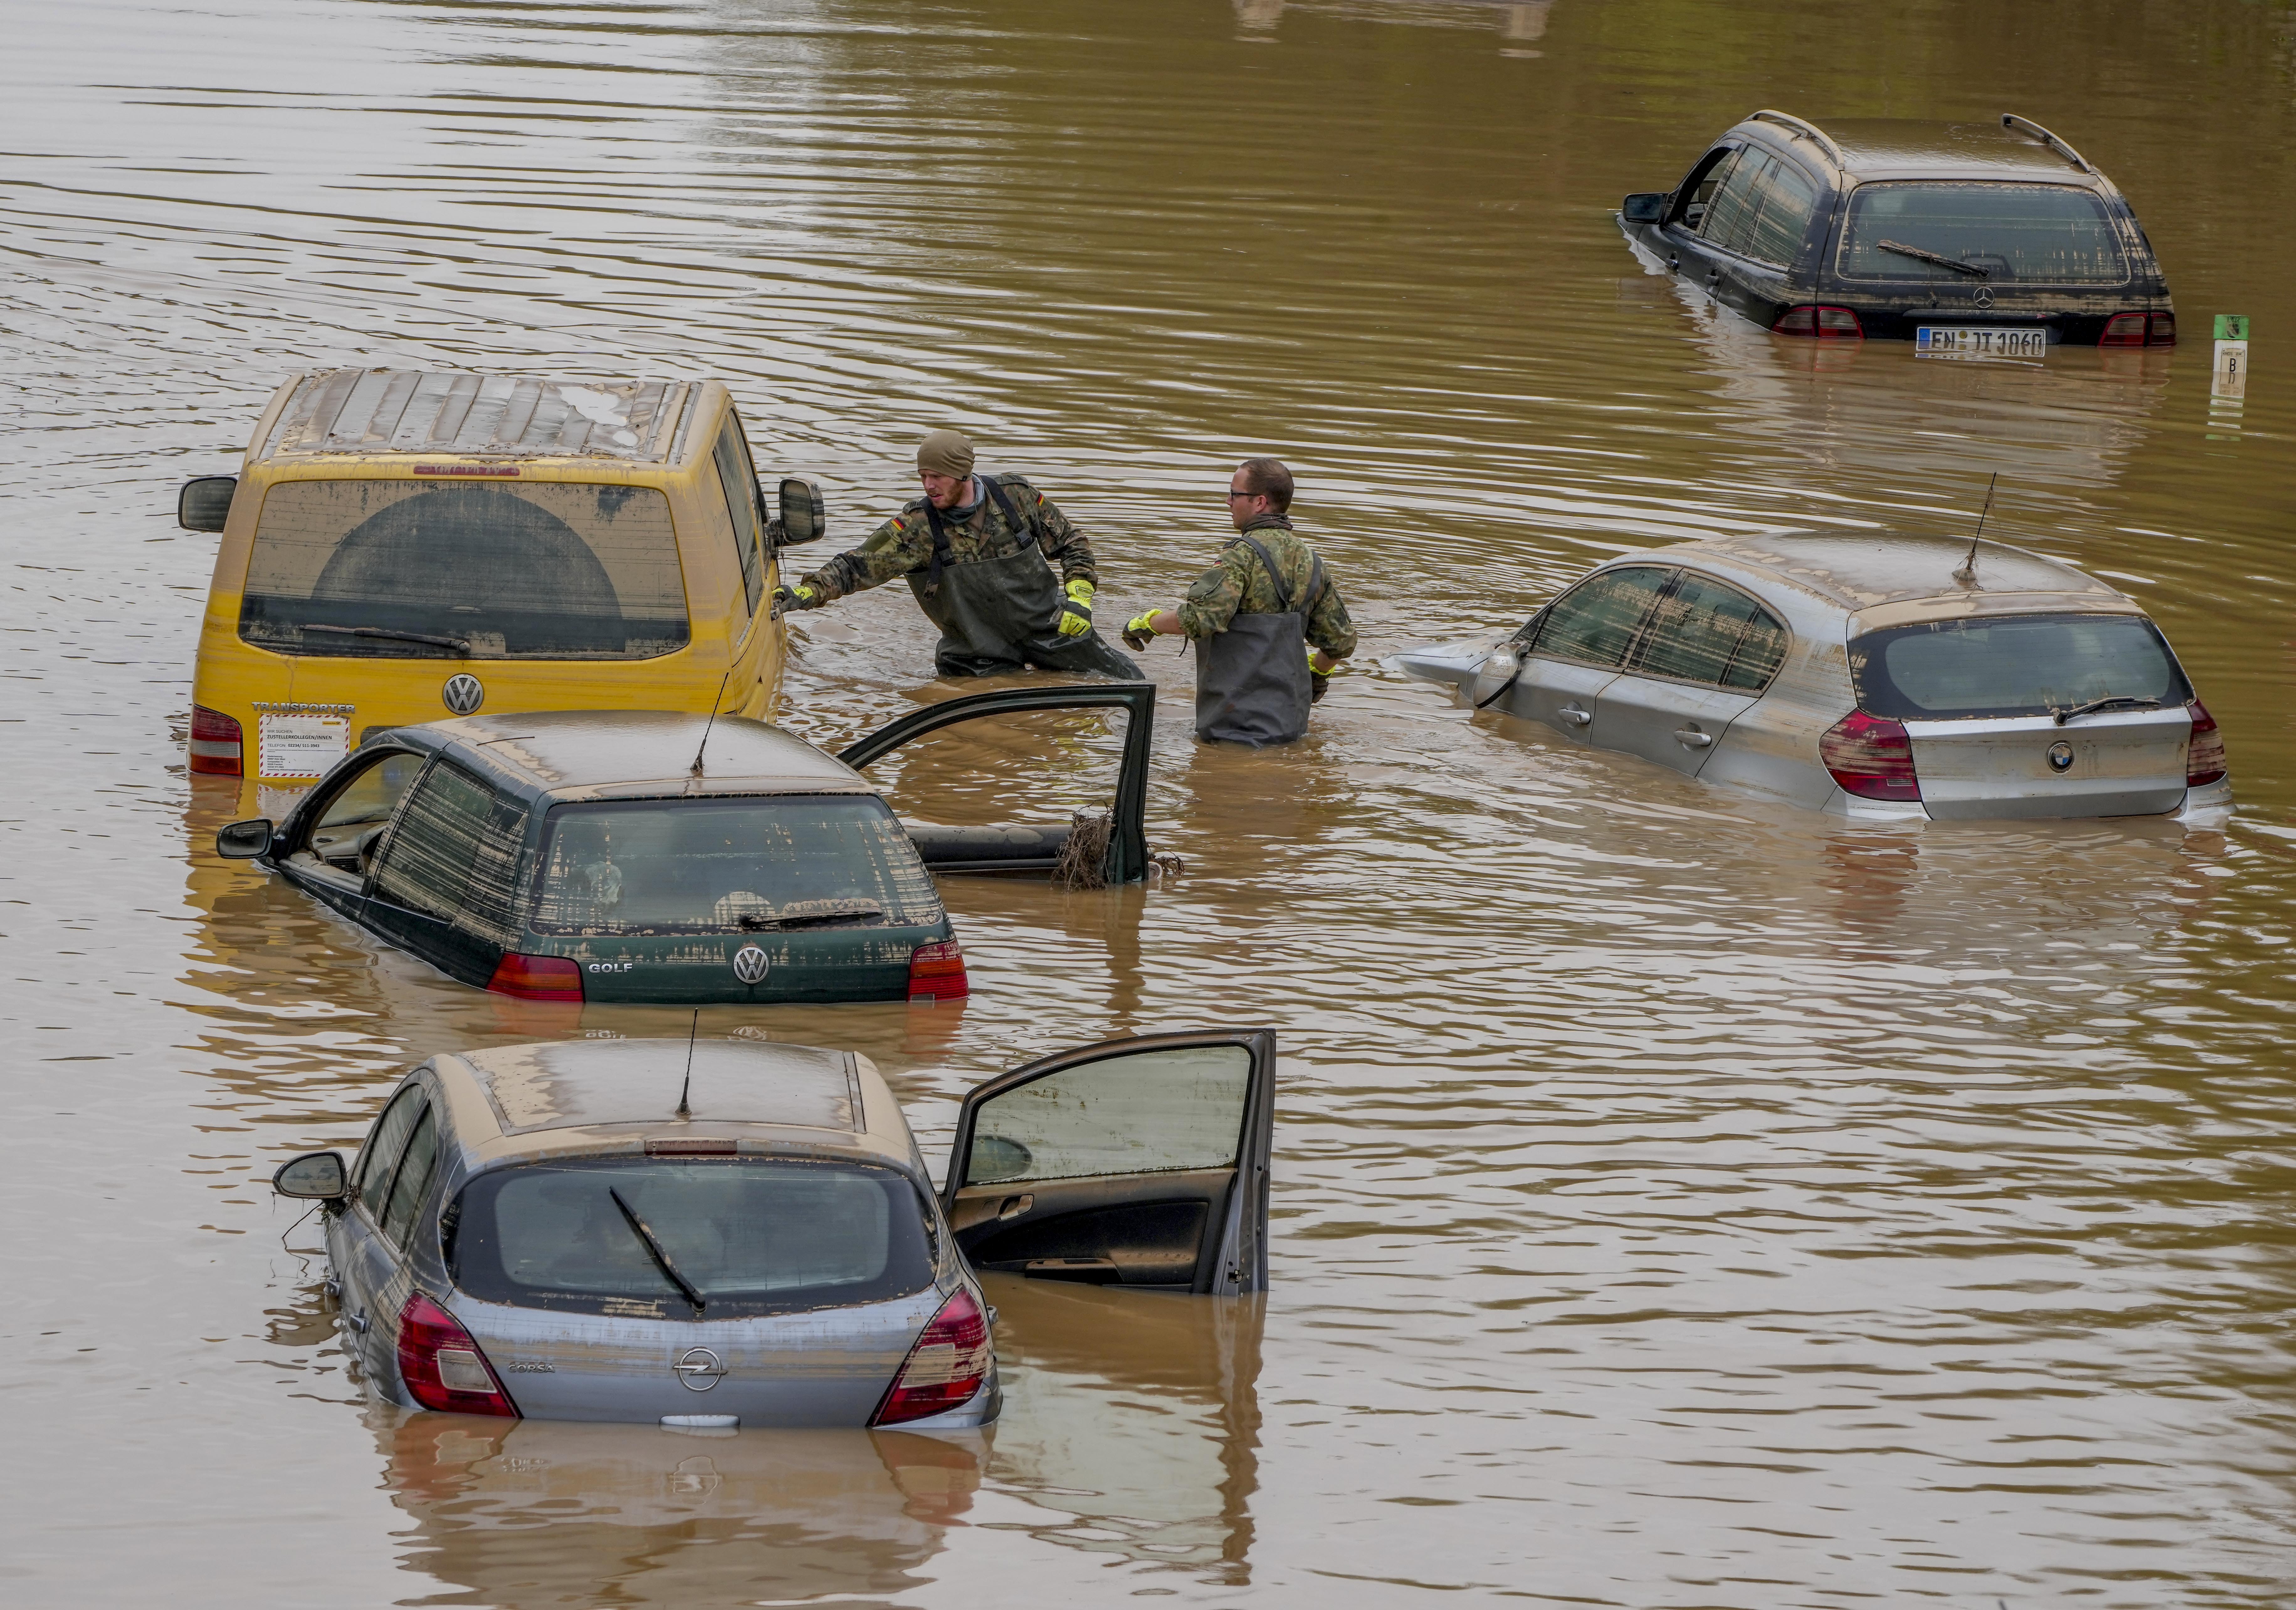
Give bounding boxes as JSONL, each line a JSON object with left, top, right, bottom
{"left": 257, "top": 711, "right": 351, "bottom": 778}
{"left": 1916, "top": 326, "right": 2047, "bottom": 358}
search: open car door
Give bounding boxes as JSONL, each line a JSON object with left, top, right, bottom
{"left": 940, "top": 1029, "right": 1274, "bottom": 1295}
{"left": 837, "top": 682, "right": 1155, "bottom": 884}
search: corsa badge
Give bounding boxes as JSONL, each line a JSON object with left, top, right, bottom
{"left": 442, "top": 673, "right": 485, "bottom": 716}
{"left": 731, "top": 945, "right": 770, "bottom": 985}
{"left": 674, "top": 1346, "right": 727, "bottom": 1391}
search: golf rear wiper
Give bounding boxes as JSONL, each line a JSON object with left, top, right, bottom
{"left": 1877, "top": 239, "right": 1990, "bottom": 278}
{"left": 609, "top": 1186, "right": 706, "bottom": 1315}
{"left": 302, "top": 623, "right": 471, "bottom": 654}
{"left": 737, "top": 901, "right": 885, "bottom": 931}
{"left": 2053, "top": 695, "right": 2163, "bottom": 726}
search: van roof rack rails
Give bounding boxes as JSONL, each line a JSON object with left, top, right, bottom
{"left": 1748, "top": 110, "right": 1845, "bottom": 167}
{"left": 2000, "top": 113, "right": 2091, "bottom": 173}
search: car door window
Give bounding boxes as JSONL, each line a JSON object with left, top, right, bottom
{"left": 1530, "top": 566, "right": 1674, "bottom": 669}
{"left": 1738, "top": 158, "right": 1821, "bottom": 267}
{"left": 379, "top": 1104, "right": 440, "bottom": 1250}
{"left": 1630, "top": 573, "right": 1791, "bottom": 691}
{"left": 1675, "top": 147, "right": 1739, "bottom": 230}
{"left": 371, "top": 762, "right": 500, "bottom": 920}
{"left": 710, "top": 418, "right": 766, "bottom": 621}
{"left": 302, "top": 748, "right": 425, "bottom": 868}
{"left": 1700, "top": 152, "right": 1774, "bottom": 256}
{"left": 353, "top": 1085, "right": 426, "bottom": 1216}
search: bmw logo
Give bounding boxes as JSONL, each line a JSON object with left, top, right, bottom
{"left": 731, "top": 945, "right": 770, "bottom": 985}
{"left": 2046, "top": 741, "right": 2076, "bottom": 773}
{"left": 441, "top": 673, "right": 485, "bottom": 716}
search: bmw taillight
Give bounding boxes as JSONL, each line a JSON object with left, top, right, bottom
{"left": 1773, "top": 304, "right": 1863, "bottom": 339}
{"left": 907, "top": 939, "right": 969, "bottom": 1002}
{"left": 2185, "top": 699, "right": 2226, "bottom": 787}
{"left": 870, "top": 1287, "right": 992, "bottom": 1427}
{"left": 396, "top": 1293, "right": 518, "bottom": 1417}
{"left": 2146, "top": 312, "right": 2176, "bottom": 346}
{"left": 486, "top": 952, "right": 583, "bottom": 1002}
{"left": 2100, "top": 312, "right": 2148, "bottom": 347}
{"left": 189, "top": 705, "right": 244, "bottom": 776}
{"left": 1821, "top": 711, "right": 1921, "bottom": 802}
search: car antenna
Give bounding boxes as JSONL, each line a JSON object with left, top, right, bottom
{"left": 676, "top": 1009, "right": 697, "bottom": 1120}
{"left": 690, "top": 669, "right": 734, "bottom": 778}
{"left": 1954, "top": 473, "right": 1998, "bottom": 587}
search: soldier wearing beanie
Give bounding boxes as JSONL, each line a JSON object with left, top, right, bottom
{"left": 774, "top": 430, "right": 1141, "bottom": 679}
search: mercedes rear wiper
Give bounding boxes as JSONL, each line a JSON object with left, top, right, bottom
{"left": 1877, "top": 239, "right": 1990, "bottom": 278}
{"left": 737, "top": 902, "right": 885, "bottom": 931}
{"left": 609, "top": 1186, "right": 706, "bottom": 1315}
{"left": 2053, "top": 695, "right": 2163, "bottom": 726}
{"left": 302, "top": 623, "right": 471, "bottom": 654}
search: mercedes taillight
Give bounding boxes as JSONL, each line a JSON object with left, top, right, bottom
{"left": 2100, "top": 312, "right": 2149, "bottom": 347}
{"left": 396, "top": 1293, "right": 518, "bottom": 1417}
{"left": 486, "top": 953, "right": 584, "bottom": 1002}
{"left": 1773, "top": 305, "right": 1863, "bottom": 339}
{"left": 1821, "top": 711, "right": 1921, "bottom": 802}
{"left": 870, "top": 1287, "right": 992, "bottom": 1427}
{"left": 189, "top": 705, "right": 244, "bottom": 776}
{"left": 907, "top": 939, "right": 969, "bottom": 1002}
{"left": 2185, "top": 699, "right": 2227, "bottom": 787}
{"left": 2145, "top": 312, "right": 2176, "bottom": 346}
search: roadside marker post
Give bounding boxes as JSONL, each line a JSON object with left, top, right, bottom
{"left": 2212, "top": 314, "right": 2249, "bottom": 400}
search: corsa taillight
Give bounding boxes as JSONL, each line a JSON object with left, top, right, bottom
{"left": 1821, "top": 711, "right": 1921, "bottom": 802}
{"left": 871, "top": 1287, "right": 992, "bottom": 1427}
{"left": 486, "top": 953, "right": 584, "bottom": 1002}
{"left": 2185, "top": 699, "right": 2227, "bottom": 787}
{"left": 189, "top": 705, "right": 244, "bottom": 776}
{"left": 907, "top": 939, "right": 969, "bottom": 1002}
{"left": 396, "top": 1293, "right": 518, "bottom": 1417}
{"left": 1773, "top": 304, "right": 1863, "bottom": 339}
{"left": 2100, "top": 312, "right": 2148, "bottom": 347}
{"left": 2146, "top": 312, "right": 2176, "bottom": 346}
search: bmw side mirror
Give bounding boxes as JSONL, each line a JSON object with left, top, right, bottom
{"left": 776, "top": 477, "right": 828, "bottom": 545}
{"left": 178, "top": 476, "right": 238, "bottom": 532}
{"left": 216, "top": 817, "right": 274, "bottom": 859}
{"left": 273, "top": 1151, "right": 348, "bottom": 1200}
{"left": 1621, "top": 192, "right": 1667, "bottom": 225}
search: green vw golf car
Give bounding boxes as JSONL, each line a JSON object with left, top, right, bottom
{"left": 213, "top": 684, "right": 1155, "bottom": 1004}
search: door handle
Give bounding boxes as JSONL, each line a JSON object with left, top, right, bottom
{"left": 1673, "top": 727, "right": 1714, "bottom": 749}
{"left": 1557, "top": 705, "right": 1593, "bottom": 728}
{"left": 346, "top": 1308, "right": 370, "bottom": 1334}
{"left": 322, "top": 1275, "right": 341, "bottom": 1300}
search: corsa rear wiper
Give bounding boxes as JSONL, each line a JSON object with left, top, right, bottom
{"left": 609, "top": 1186, "right": 706, "bottom": 1315}
{"left": 738, "top": 902, "right": 885, "bottom": 931}
{"left": 302, "top": 623, "right": 472, "bottom": 654}
{"left": 2053, "top": 695, "right": 2163, "bottom": 726}
{"left": 1877, "top": 239, "right": 1990, "bottom": 278}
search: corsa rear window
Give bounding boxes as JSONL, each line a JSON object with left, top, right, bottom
{"left": 445, "top": 1158, "right": 936, "bottom": 1319}
{"left": 1849, "top": 613, "right": 2191, "bottom": 721}
{"left": 239, "top": 481, "right": 690, "bottom": 660}
{"left": 1837, "top": 182, "right": 2128, "bottom": 285}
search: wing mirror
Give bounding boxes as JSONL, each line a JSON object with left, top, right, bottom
{"left": 216, "top": 818, "right": 275, "bottom": 859}
{"left": 178, "top": 476, "right": 239, "bottom": 532}
{"left": 775, "top": 477, "right": 828, "bottom": 545}
{"left": 273, "top": 1151, "right": 348, "bottom": 1200}
{"left": 1621, "top": 192, "right": 1668, "bottom": 224}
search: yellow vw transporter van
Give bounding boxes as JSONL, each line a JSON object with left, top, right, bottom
{"left": 180, "top": 369, "right": 827, "bottom": 795}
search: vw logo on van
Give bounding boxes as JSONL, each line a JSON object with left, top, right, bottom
{"left": 2046, "top": 741, "right": 2076, "bottom": 773}
{"left": 673, "top": 1346, "right": 727, "bottom": 1392}
{"left": 441, "top": 673, "right": 485, "bottom": 716}
{"left": 731, "top": 945, "right": 770, "bottom": 985}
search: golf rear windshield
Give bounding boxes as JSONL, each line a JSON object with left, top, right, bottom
{"left": 1837, "top": 183, "right": 2129, "bottom": 285}
{"left": 531, "top": 794, "right": 943, "bottom": 936}
{"left": 1850, "top": 613, "right": 2190, "bottom": 721}
{"left": 448, "top": 1158, "right": 936, "bottom": 1319}
{"left": 239, "top": 480, "right": 690, "bottom": 659}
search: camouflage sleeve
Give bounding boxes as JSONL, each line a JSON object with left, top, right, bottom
{"left": 1009, "top": 478, "right": 1098, "bottom": 589}
{"left": 800, "top": 510, "right": 933, "bottom": 600}
{"left": 1306, "top": 568, "right": 1357, "bottom": 661}
{"left": 1173, "top": 547, "right": 1254, "bottom": 640}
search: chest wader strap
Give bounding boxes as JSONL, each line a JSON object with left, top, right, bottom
{"left": 1229, "top": 532, "right": 1328, "bottom": 621}
{"left": 919, "top": 476, "right": 1036, "bottom": 596}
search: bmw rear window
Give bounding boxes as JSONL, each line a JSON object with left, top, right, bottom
{"left": 1850, "top": 613, "right": 2190, "bottom": 721}
{"left": 1837, "top": 183, "right": 2129, "bottom": 285}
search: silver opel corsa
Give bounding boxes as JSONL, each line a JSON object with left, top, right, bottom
{"left": 1394, "top": 532, "right": 2231, "bottom": 822}
{"left": 272, "top": 1030, "right": 1275, "bottom": 1427}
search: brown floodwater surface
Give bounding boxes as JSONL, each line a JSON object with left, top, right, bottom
{"left": 6, "top": 0, "right": 2296, "bottom": 1603}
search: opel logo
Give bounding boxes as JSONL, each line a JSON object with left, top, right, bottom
{"left": 2046, "top": 741, "right": 2076, "bottom": 773}
{"left": 1973, "top": 287, "right": 1995, "bottom": 310}
{"left": 441, "top": 673, "right": 485, "bottom": 716}
{"left": 731, "top": 945, "right": 770, "bottom": 985}
{"left": 673, "top": 1346, "right": 727, "bottom": 1392}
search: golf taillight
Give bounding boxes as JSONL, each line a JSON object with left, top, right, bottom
{"left": 2146, "top": 312, "right": 2176, "bottom": 346}
{"left": 2185, "top": 699, "right": 2226, "bottom": 787}
{"left": 1821, "top": 711, "right": 1921, "bottom": 802}
{"left": 486, "top": 952, "right": 583, "bottom": 1002}
{"left": 871, "top": 1287, "right": 992, "bottom": 1427}
{"left": 907, "top": 939, "right": 969, "bottom": 1001}
{"left": 396, "top": 1293, "right": 518, "bottom": 1418}
{"left": 2101, "top": 312, "right": 2148, "bottom": 347}
{"left": 189, "top": 705, "right": 243, "bottom": 776}
{"left": 1773, "top": 304, "right": 1863, "bottom": 339}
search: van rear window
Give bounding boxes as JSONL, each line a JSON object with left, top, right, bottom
{"left": 239, "top": 481, "right": 690, "bottom": 660}
{"left": 1850, "top": 614, "right": 2190, "bottom": 721}
{"left": 1837, "top": 183, "right": 2128, "bottom": 285}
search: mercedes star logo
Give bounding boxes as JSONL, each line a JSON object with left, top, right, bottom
{"left": 1973, "top": 287, "right": 1995, "bottom": 310}
{"left": 673, "top": 1346, "right": 727, "bottom": 1392}
{"left": 2046, "top": 741, "right": 2076, "bottom": 773}
{"left": 731, "top": 945, "right": 770, "bottom": 985}
{"left": 441, "top": 673, "right": 485, "bottom": 716}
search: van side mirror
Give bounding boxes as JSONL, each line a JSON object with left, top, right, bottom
{"left": 1621, "top": 192, "right": 1668, "bottom": 224}
{"left": 776, "top": 477, "right": 828, "bottom": 545}
{"left": 216, "top": 818, "right": 275, "bottom": 859}
{"left": 273, "top": 1151, "right": 348, "bottom": 1200}
{"left": 178, "top": 476, "right": 239, "bottom": 532}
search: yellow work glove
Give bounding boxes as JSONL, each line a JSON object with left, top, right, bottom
{"left": 1058, "top": 579, "right": 1095, "bottom": 638}
{"left": 772, "top": 583, "right": 822, "bottom": 611}
{"left": 1308, "top": 647, "right": 1335, "bottom": 702}
{"left": 1123, "top": 609, "right": 1166, "bottom": 653}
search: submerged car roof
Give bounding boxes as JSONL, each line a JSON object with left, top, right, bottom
{"left": 401, "top": 710, "right": 874, "bottom": 802}
{"left": 1741, "top": 113, "right": 2110, "bottom": 188}
{"left": 253, "top": 368, "right": 703, "bottom": 465}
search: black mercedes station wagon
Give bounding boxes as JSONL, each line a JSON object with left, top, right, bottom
{"left": 1619, "top": 110, "right": 2175, "bottom": 350}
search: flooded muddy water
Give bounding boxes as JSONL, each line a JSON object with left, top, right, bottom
{"left": 7, "top": 0, "right": 2296, "bottom": 1602}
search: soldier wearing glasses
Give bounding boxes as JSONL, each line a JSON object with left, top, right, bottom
{"left": 1124, "top": 458, "right": 1355, "bottom": 746}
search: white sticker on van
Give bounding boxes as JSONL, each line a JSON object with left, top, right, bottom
{"left": 257, "top": 711, "right": 351, "bottom": 779}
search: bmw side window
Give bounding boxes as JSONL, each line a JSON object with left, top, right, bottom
{"left": 1676, "top": 148, "right": 1738, "bottom": 229}
{"left": 353, "top": 1086, "right": 426, "bottom": 1216}
{"left": 371, "top": 763, "right": 500, "bottom": 921}
{"left": 1529, "top": 567, "right": 1675, "bottom": 669}
{"left": 379, "top": 1105, "right": 440, "bottom": 1250}
{"left": 1631, "top": 573, "right": 1790, "bottom": 691}
{"left": 711, "top": 419, "right": 766, "bottom": 620}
